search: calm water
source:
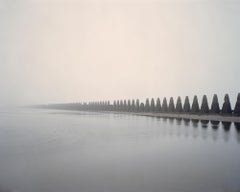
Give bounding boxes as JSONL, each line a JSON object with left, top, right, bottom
{"left": 0, "top": 108, "right": 240, "bottom": 192}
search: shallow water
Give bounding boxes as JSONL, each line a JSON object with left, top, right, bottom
{"left": 0, "top": 108, "right": 240, "bottom": 192}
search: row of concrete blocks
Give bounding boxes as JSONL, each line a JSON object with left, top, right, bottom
{"left": 45, "top": 93, "right": 240, "bottom": 116}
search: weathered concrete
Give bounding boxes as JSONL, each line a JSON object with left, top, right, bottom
{"left": 127, "top": 99, "right": 131, "bottom": 111}
{"left": 168, "top": 97, "right": 175, "bottom": 112}
{"left": 150, "top": 98, "right": 155, "bottom": 112}
{"left": 176, "top": 96, "right": 183, "bottom": 113}
{"left": 140, "top": 102, "right": 145, "bottom": 112}
{"left": 222, "top": 94, "right": 232, "bottom": 114}
{"left": 162, "top": 97, "right": 168, "bottom": 112}
{"left": 124, "top": 100, "right": 127, "bottom": 111}
{"left": 183, "top": 96, "right": 190, "bottom": 113}
{"left": 200, "top": 95, "right": 209, "bottom": 113}
{"left": 211, "top": 94, "right": 220, "bottom": 114}
{"left": 156, "top": 98, "right": 161, "bottom": 112}
{"left": 191, "top": 95, "right": 200, "bottom": 113}
{"left": 145, "top": 98, "right": 150, "bottom": 112}
{"left": 234, "top": 93, "right": 240, "bottom": 116}
{"left": 131, "top": 99, "right": 135, "bottom": 112}
{"left": 136, "top": 99, "right": 140, "bottom": 112}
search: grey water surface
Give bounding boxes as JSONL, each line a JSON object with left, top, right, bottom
{"left": 0, "top": 108, "right": 240, "bottom": 192}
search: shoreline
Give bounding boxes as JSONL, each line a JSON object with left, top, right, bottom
{"left": 86, "top": 111, "right": 240, "bottom": 123}
{"left": 38, "top": 108, "right": 240, "bottom": 123}
{"left": 131, "top": 112, "right": 240, "bottom": 123}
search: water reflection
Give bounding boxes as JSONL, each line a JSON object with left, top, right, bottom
{"left": 192, "top": 124, "right": 199, "bottom": 139}
{"left": 211, "top": 125, "right": 219, "bottom": 141}
{"left": 1, "top": 109, "right": 240, "bottom": 192}
{"left": 235, "top": 122, "right": 240, "bottom": 130}
{"left": 176, "top": 118, "right": 182, "bottom": 126}
{"left": 192, "top": 119, "right": 199, "bottom": 128}
{"left": 200, "top": 120, "right": 209, "bottom": 128}
{"left": 211, "top": 120, "right": 220, "bottom": 129}
{"left": 222, "top": 122, "right": 231, "bottom": 131}
{"left": 134, "top": 115, "right": 240, "bottom": 143}
{"left": 110, "top": 113, "right": 240, "bottom": 143}
{"left": 162, "top": 117, "right": 167, "bottom": 123}
{"left": 235, "top": 123, "right": 240, "bottom": 143}
{"left": 183, "top": 118, "right": 190, "bottom": 126}
{"left": 168, "top": 117, "right": 174, "bottom": 125}
{"left": 201, "top": 126, "right": 208, "bottom": 140}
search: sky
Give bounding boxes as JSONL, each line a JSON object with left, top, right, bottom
{"left": 0, "top": 0, "right": 240, "bottom": 106}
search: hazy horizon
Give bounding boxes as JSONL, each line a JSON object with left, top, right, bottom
{"left": 0, "top": 0, "right": 240, "bottom": 107}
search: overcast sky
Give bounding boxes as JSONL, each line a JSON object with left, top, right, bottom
{"left": 0, "top": 0, "right": 240, "bottom": 106}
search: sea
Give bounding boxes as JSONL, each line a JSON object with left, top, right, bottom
{"left": 0, "top": 108, "right": 240, "bottom": 192}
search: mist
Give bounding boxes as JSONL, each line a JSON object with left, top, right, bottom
{"left": 0, "top": 0, "right": 240, "bottom": 106}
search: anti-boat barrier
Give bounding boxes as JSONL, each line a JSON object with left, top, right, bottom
{"left": 36, "top": 93, "right": 240, "bottom": 123}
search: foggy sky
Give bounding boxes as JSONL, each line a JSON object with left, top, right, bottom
{"left": 0, "top": 0, "right": 240, "bottom": 106}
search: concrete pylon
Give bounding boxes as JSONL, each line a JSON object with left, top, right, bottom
{"left": 191, "top": 95, "right": 200, "bottom": 113}
{"left": 127, "top": 100, "right": 131, "bottom": 112}
{"left": 140, "top": 102, "right": 145, "bottom": 112}
{"left": 200, "top": 95, "right": 209, "bottom": 113}
{"left": 150, "top": 98, "right": 155, "bottom": 112}
{"left": 156, "top": 98, "right": 161, "bottom": 112}
{"left": 120, "top": 100, "right": 123, "bottom": 111}
{"left": 162, "top": 97, "right": 168, "bottom": 112}
{"left": 176, "top": 96, "right": 183, "bottom": 113}
{"left": 234, "top": 93, "right": 240, "bottom": 116}
{"left": 168, "top": 97, "right": 175, "bottom": 112}
{"left": 131, "top": 99, "right": 135, "bottom": 112}
{"left": 136, "top": 99, "right": 140, "bottom": 112}
{"left": 183, "top": 96, "right": 190, "bottom": 113}
{"left": 124, "top": 100, "right": 127, "bottom": 111}
{"left": 145, "top": 98, "right": 150, "bottom": 112}
{"left": 117, "top": 100, "right": 120, "bottom": 111}
{"left": 222, "top": 94, "right": 232, "bottom": 115}
{"left": 210, "top": 94, "right": 220, "bottom": 114}
{"left": 113, "top": 100, "right": 117, "bottom": 111}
